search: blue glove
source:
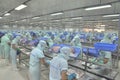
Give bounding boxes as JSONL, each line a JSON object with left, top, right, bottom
{"left": 68, "top": 73, "right": 76, "bottom": 80}
{"left": 46, "top": 60, "right": 51, "bottom": 65}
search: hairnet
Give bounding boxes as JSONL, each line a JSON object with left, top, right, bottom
{"left": 59, "top": 47, "right": 71, "bottom": 60}
{"left": 37, "top": 40, "right": 47, "bottom": 50}
{"left": 13, "top": 36, "right": 21, "bottom": 43}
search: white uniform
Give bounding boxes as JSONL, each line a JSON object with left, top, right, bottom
{"left": 10, "top": 38, "right": 18, "bottom": 69}
{"left": 49, "top": 56, "right": 68, "bottom": 80}
{"left": 1, "top": 35, "right": 10, "bottom": 59}
{"left": 100, "top": 36, "right": 112, "bottom": 67}
{"left": 29, "top": 47, "right": 45, "bottom": 80}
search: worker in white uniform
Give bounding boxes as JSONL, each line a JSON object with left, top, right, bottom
{"left": 71, "top": 35, "right": 82, "bottom": 57}
{"left": 100, "top": 34, "right": 112, "bottom": 67}
{"left": 29, "top": 40, "right": 49, "bottom": 80}
{"left": 49, "top": 47, "right": 72, "bottom": 80}
{"left": 10, "top": 36, "right": 21, "bottom": 70}
{"left": 0, "top": 33, "right": 11, "bottom": 64}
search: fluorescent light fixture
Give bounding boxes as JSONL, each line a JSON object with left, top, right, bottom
{"left": 54, "top": 20, "right": 60, "bottom": 21}
{"left": 112, "top": 19, "right": 119, "bottom": 21}
{"left": 101, "top": 25, "right": 105, "bottom": 27}
{"left": 51, "top": 12, "right": 63, "bottom": 16}
{"left": 4, "top": 13, "right": 11, "bottom": 16}
{"left": 32, "top": 17, "right": 40, "bottom": 19}
{"left": 15, "top": 4, "right": 27, "bottom": 10}
{"left": 0, "top": 17, "right": 2, "bottom": 19}
{"left": 72, "top": 17, "right": 82, "bottom": 20}
{"left": 103, "top": 14, "right": 120, "bottom": 17}
{"left": 85, "top": 4, "right": 111, "bottom": 10}
{"left": 21, "top": 19, "right": 26, "bottom": 21}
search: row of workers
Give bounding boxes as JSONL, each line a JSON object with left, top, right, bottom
{"left": 0, "top": 31, "right": 115, "bottom": 80}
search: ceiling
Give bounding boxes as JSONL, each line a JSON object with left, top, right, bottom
{"left": 0, "top": 0, "right": 120, "bottom": 29}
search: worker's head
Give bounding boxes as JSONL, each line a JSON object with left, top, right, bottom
{"left": 60, "top": 47, "right": 71, "bottom": 60}
{"left": 113, "top": 33, "right": 117, "bottom": 36}
{"left": 74, "top": 36, "right": 80, "bottom": 43}
{"left": 14, "top": 36, "right": 21, "bottom": 42}
{"left": 37, "top": 40, "right": 47, "bottom": 51}
{"left": 71, "top": 35, "right": 80, "bottom": 45}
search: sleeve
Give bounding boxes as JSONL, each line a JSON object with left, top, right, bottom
{"left": 37, "top": 50, "right": 45, "bottom": 59}
{"left": 105, "top": 51, "right": 111, "bottom": 59}
{"left": 60, "top": 60, "right": 68, "bottom": 71}
{"left": 12, "top": 40, "right": 16, "bottom": 44}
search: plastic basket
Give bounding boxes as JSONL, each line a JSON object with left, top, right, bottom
{"left": 94, "top": 42, "right": 118, "bottom": 52}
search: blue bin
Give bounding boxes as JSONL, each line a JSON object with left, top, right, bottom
{"left": 83, "top": 47, "right": 99, "bottom": 57}
{"left": 94, "top": 42, "right": 118, "bottom": 52}
{"left": 72, "top": 47, "right": 81, "bottom": 58}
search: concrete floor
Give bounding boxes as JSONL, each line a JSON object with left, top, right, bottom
{"left": 0, "top": 59, "right": 49, "bottom": 80}
{"left": 0, "top": 59, "right": 120, "bottom": 80}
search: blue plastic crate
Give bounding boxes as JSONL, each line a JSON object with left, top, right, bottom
{"left": 94, "top": 42, "right": 118, "bottom": 52}
{"left": 71, "top": 47, "right": 81, "bottom": 58}
{"left": 83, "top": 47, "right": 99, "bottom": 57}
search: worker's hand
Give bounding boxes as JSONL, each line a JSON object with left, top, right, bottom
{"left": 45, "top": 60, "right": 51, "bottom": 65}
{"left": 40, "top": 58, "right": 49, "bottom": 67}
{"left": 104, "top": 58, "right": 109, "bottom": 64}
{"left": 68, "top": 73, "right": 77, "bottom": 80}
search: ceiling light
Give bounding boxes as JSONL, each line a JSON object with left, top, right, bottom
{"left": 54, "top": 20, "right": 60, "bottom": 21}
{"left": 0, "top": 17, "right": 2, "bottom": 19}
{"left": 112, "top": 19, "right": 119, "bottom": 21}
{"left": 51, "top": 12, "right": 63, "bottom": 16}
{"left": 101, "top": 25, "right": 105, "bottom": 27}
{"left": 85, "top": 4, "right": 111, "bottom": 10}
{"left": 103, "top": 14, "right": 120, "bottom": 17}
{"left": 4, "top": 13, "right": 11, "bottom": 16}
{"left": 71, "top": 17, "right": 82, "bottom": 20}
{"left": 32, "top": 17, "right": 40, "bottom": 19}
{"left": 15, "top": 4, "right": 27, "bottom": 10}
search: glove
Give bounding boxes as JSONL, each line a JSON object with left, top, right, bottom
{"left": 45, "top": 60, "right": 51, "bottom": 65}
{"left": 68, "top": 73, "right": 76, "bottom": 80}
{"left": 16, "top": 48, "right": 21, "bottom": 52}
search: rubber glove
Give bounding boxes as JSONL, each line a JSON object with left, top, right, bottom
{"left": 68, "top": 73, "right": 76, "bottom": 80}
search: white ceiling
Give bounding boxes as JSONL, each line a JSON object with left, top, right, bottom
{"left": 0, "top": 0, "right": 119, "bottom": 29}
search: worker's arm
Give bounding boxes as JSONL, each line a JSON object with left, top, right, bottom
{"left": 12, "top": 44, "right": 21, "bottom": 51}
{"left": 61, "top": 70, "right": 68, "bottom": 80}
{"left": 40, "top": 58, "right": 49, "bottom": 67}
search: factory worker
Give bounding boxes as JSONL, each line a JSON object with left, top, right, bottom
{"left": 0, "top": 33, "right": 11, "bottom": 64}
{"left": 10, "top": 36, "right": 21, "bottom": 70}
{"left": 47, "top": 38, "right": 54, "bottom": 47}
{"left": 100, "top": 34, "right": 112, "bottom": 67}
{"left": 49, "top": 47, "right": 77, "bottom": 80}
{"left": 66, "top": 33, "right": 70, "bottom": 43}
{"left": 26, "top": 32, "right": 32, "bottom": 40}
{"left": 29, "top": 40, "right": 49, "bottom": 80}
{"left": 70, "top": 35, "right": 82, "bottom": 57}
{"left": 54, "top": 35, "right": 62, "bottom": 44}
